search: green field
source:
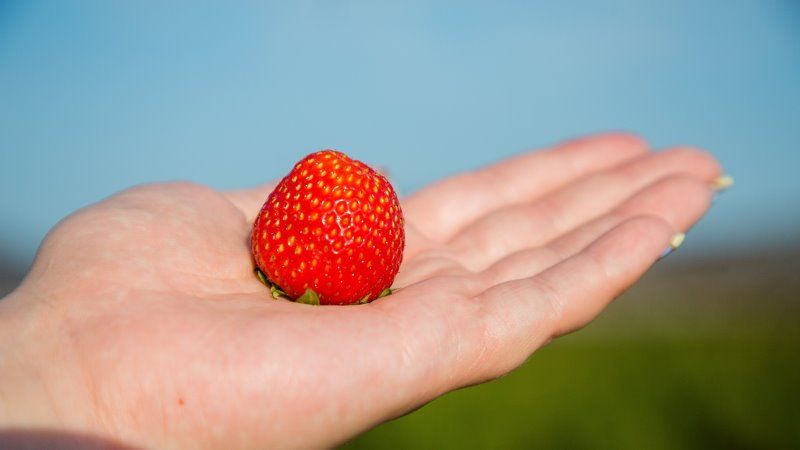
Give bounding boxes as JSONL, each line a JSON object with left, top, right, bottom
{"left": 346, "top": 250, "right": 800, "bottom": 449}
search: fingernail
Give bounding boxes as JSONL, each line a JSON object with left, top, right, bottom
{"left": 659, "top": 232, "right": 686, "bottom": 260}
{"left": 712, "top": 175, "right": 734, "bottom": 192}
{"left": 711, "top": 175, "right": 733, "bottom": 204}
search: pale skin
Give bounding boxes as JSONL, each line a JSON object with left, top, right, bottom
{"left": 0, "top": 133, "right": 722, "bottom": 449}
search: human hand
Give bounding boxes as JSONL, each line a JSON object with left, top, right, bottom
{"left": 0, "top": 133, "right": 722, "bottom": 449}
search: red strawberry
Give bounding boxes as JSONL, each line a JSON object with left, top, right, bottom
{"left": 251, "top": 150, "right": 405, "bottom": 305}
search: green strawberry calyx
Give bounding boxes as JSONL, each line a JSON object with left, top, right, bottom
{"left": 253, "top": 267, "right": 394, "bottom": 306}
{"left": 358, "top": 288, "right": 393, "bottom": 304}
{"left": 254, "top": 267, "right": 289, "bottom": 300}
{"left": 295, "top": 289, "right": 320, "bottom": 305}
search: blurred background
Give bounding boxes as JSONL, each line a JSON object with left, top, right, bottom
{"left": 1, "top": 1, "right": 798, "bottom": 448}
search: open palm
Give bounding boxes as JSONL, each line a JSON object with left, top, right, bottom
{"left": 7, "top": 133, "right": 721, "bottom": 449}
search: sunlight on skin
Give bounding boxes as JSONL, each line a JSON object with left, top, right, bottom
{"left": 0, "top": 133, "right": 721, "bottom": 449}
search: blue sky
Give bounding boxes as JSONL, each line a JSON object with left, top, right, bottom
{"left": 1, "top": 1, "right": 799, "bottom": 268}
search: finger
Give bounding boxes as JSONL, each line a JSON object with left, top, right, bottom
{"left": 472, "top": 216, "right": 673, "bottom": 379}
{"left": 403, "top": 132, "right": 649, "bottom": 241}
{"left": 450, "top": 146, "right": 720, "bottom": 269}
{"left": 481, "top": 175, "right": 712, "bottom": 285}
{"left": 223, "top": 181, "right": 278, "bottom": 223}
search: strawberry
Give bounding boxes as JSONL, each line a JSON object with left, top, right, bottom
{"left": 251, "top": 150, "right": 405, "bottom": 305}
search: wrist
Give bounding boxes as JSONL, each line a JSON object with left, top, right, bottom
{"left": 0, "top": 289, "right": 94, "bottom": 433}
{"left": 0, "top": 291, "right": 58, "bottom": 428}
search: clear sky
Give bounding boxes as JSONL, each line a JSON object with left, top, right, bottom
{"left": 1, "top": 1, "right": 799, "bottom": 268}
